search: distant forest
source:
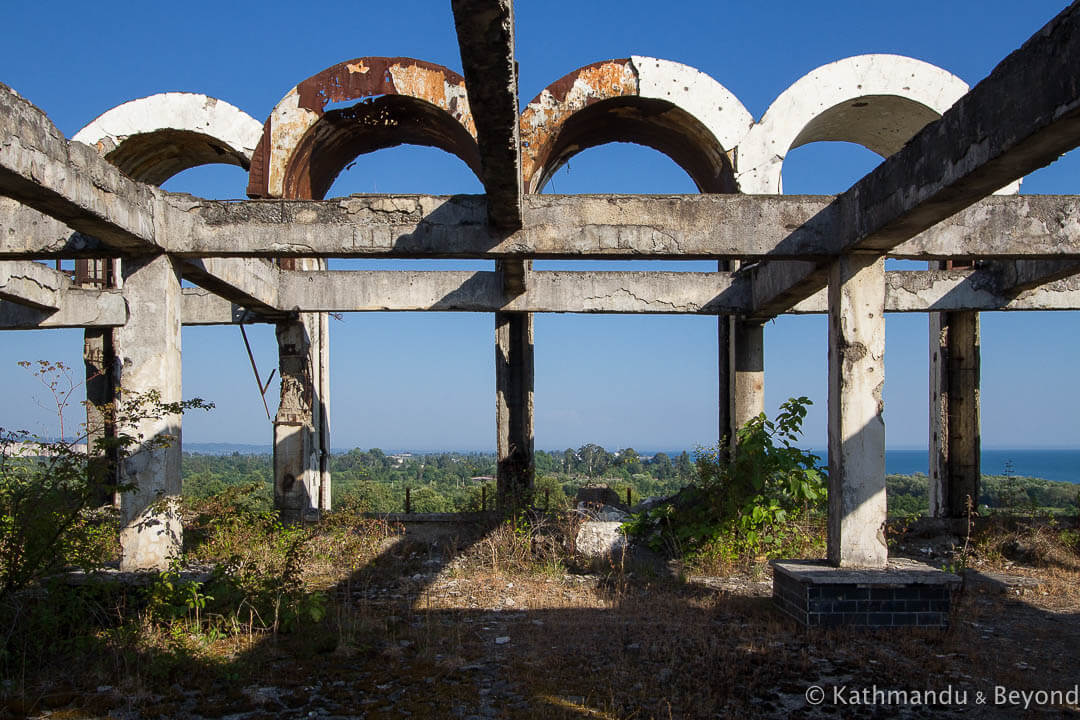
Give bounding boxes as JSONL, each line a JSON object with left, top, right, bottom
{"left": 183, "top": 446, "right": 1080, "bottom": 518}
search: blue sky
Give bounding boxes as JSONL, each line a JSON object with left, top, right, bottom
{"left": 0, "top": 1, "right": 1076, "bottom": 452}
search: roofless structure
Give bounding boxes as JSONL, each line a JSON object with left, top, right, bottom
{"left": 2, "top": 1, "right": 1079, "bottom": 598}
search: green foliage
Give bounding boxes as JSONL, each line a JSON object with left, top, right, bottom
{"left": 624, "top": 397, "right": 826, "bottom": 566}
{"left": 0, "top": 361, "right": 211, "bottom": 596}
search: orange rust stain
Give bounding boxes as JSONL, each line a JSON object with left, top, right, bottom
{"left": 346, "top": 61, "right": 370, "bottom": 74}
{"left": 388, "top": 63, "right": 476, "bottom": 138}
{"left": 519, "top": 60, "right": 637, "bottom": 188}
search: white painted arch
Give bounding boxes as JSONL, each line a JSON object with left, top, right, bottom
{"left": 72, "top": 93, "right": 263, "bottom": 185}
{"left": 735, "top": 54, "right": 1020, "bottom": 195}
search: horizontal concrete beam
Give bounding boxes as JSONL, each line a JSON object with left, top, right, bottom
{"left": 180, "top": 287, "right": 267, "bottom": 326}
{"left": 0, "top": 260, "right": 68, "bottom": 309}
{"left": 7, "top": 268, "right": 1080, "bottom": 329}
{"left": 181, "top": 257, "right": 281, "bottom": 313}
{"left": 0, "top": 288, "right": 126, "bottom": 329}
{"left": 0, "top": 84, "right": 163, "bottom": 254}
{"left": 279, "top": 270, "right": 746, "bottom": 314}
{"left": 751, "top": 4, "right": 1080, "bottom": 317}
{"left": 791, "top": 268, "right": 1080, "bottom": 313}
{"left": 4, "top": 192, "right": 1079, "bottom": 262}
{"left": 161, "top": 193, "right": 1080, "bottom": 260}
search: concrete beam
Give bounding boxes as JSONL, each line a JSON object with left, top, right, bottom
{"left": 0, "top": 288, "right": 126, "bottom": 329}
{"left": 3, "top": 193, "right": 1079, "bottom": 262}
{"left": 277, "top": 269, "right": 745, "bottom": 314}
{"left": 0, "top": 260, "right": 68, "bottom": 309}
{"left": 0, "top": 198, "right": 105, "bottom": 258}
{"left": 181, "top": 257, "right": 281, "bottom": 314}
{"left": 750, "top": 4, "right": 1080, "bottom": 316}
{"left": 791, "top": 268, "right": 1080, "bottom": 313}
{"left": 179, "top": 287, "right": 266, "bottom": 326}
{"left": 0, "top": 84, "right": 162, "bottom": 254}
{"left": 451, "top": 0, "right": 522, "bottom": 231}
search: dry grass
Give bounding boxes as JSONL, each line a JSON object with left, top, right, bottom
{"left": 2, "top": 511, "right": 1079, "bottom": 719}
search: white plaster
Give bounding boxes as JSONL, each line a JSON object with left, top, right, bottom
{"left": 737, "top": 55, "right": 977, "bottom": 194}
{"left": 631, "top": 56, "right": 753, "bottom": 155}
{"left": 268, "top": 89, "right": 320, "bottom": 198}
{"left": 73, "top": 92, "right": 263, "bottom": 161}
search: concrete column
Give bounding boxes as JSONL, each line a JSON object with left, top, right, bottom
{"left": 718, "top": 314, "right": 734, "bottom": 456}
{"left": 734, "top": 320, "right": 765, "bottom": 429}
{"left": 827, "top": 255, "right": 888, "bottom": 568}
{"left": 929, "top": 310, "right": 981, "bottom": 517}
{"left": 115, "top": 254, "right": 183, "bottom": 571}
{"left": 273, "top": 258, "right": 330, "bottom": 522}
{"left": 83, "top": 327, "right": 118, "bottom": 505}
{"left": 495, "top": 310, "right": 534, "bottom": 511}
{"left": 80, "top": 258, "right": 119, "bottom": 506}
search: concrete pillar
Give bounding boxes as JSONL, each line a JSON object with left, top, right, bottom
{"left": 495, "top": 310, "right": 534, "bottom": 511}
{"left": 929, "top": 310, "right": 981, "bottom": 517}
{"left": 718, "top": 314, "right": 734, "bottom": 455}
{"left": 115, "top": 254, "right": 183, "bottom": 571}
{"left": 734, "top": 320, "right": 765, "bottom": 429}
{"left": 80, "top": 258, "right": 119, "bottom": 506}
{"left": 827, "top": 255, "right": 888, "bottom": 568}
{"left": 83, "top": 327, "right": 118, "bottom": 505}
{"left": 273, "top": 257, "right": 330, "bottom": 522}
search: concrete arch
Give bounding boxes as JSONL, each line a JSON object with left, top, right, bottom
{"left": 247, "top": 57, "right": 481, "bottom": 200}
{"left": 72, "top": 93, "right": 263, "bottom": 185}
{"left": 737, "top": 54, "right": 975, "bottom": 194}
{"left": 520, "top": 57, "right": 753, "bottom": 194}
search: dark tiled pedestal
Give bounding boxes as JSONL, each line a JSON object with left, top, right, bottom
{"left": 771, "top": 558, "right": 961, "bottom": 628}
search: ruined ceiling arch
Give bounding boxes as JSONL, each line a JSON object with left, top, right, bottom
{"left": 247, "top": 57, "right": 481, "bottom": 201}
{"left": 519, "top": 57, "right": 752, "bottom": 194}
{"left": 736, "top": 54, "right": 988, "bottom": 194}
{"left": 71, "top": 93, "right": 263, "bottom": 186}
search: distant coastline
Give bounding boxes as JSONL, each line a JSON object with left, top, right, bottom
{"left": 182, "top": 443, "right": 1079, "bottom": 485}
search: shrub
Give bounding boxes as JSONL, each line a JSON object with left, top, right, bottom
{"left": 624, "top": 397, "right": 826, "bottom": 567}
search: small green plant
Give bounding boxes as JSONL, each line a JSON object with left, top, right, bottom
{"left": 624, "top": 397, "right": 826, "bottom": 567}
{"left": 0, "top": 361, "right": 212, "bottom": 596}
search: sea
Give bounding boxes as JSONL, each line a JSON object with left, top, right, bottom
{"left": 641, "top": 448, "right": 1080, "bottom": 485}
{"left": 185, "top": 444, "right": 1080, "bottom": 485}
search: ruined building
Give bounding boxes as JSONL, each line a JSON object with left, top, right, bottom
{"left": 1, "top": 0, "right": 1079, "bottom": 623}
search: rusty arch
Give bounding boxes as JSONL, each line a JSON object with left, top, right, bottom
{"left": 247, "top": 57, "right": 483, "bottom": 200}
{"left": 519, "top": 57, "right": 753, "bottom": 194}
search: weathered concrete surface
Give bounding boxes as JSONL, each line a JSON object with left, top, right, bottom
{"left": 0, "top": 198, "right": 105, "bottom": 258}
{"left": 737, "top": 54, "right": 970, "bottom": 194}
{"left": 71, "top": 93, "right": 263, "bottom": 185}
{"left": 0, "top": 289, "right": 125, "bottom": 329}
{"left": 278, "top": 269, "right": 744, "bottom": 314}
{"left": 0, "top": 84, "right": 163, "bottom": 254}
{"left": 247, "top": 58, "right": 478, "bottom": 200}
{"left": 0, "top": 260, "right": 65, "bottom": 309}
{"left": 273, "top": 273, "right": 330, "bottom": 522}
{"left": 4, "top": 191, "right": 1079, "bottom": 261}
{"left": 451, "top": 0, "right": 522, "bottom": 230}
{"left": 827, "top": 255, "right": 887, "bottom": 568}
{"left": 115, "top": 254, "right": 183, "bottom": 571}
{"left": 181, "top": 257, "right": 281, "bottom": 314}
{"left": 179, "top": 288, "right": 265, "bottom": 325}
{"left": 791, "top": 267, "right": 1080, "bottom": 313}
{"left": 519, "top": 58, "right": 749, "bottom": 194}
{"left": 749, "top": 4, "right": 1080, "bottom": 317}
{"left": 733, "top": 321, "right": 765, "bottom": 428}
{"left": 495, "top": 312, "right": 533, "bottom": 510}
{"left": 929, "top": 311, "right": 981, "bottom": 518}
